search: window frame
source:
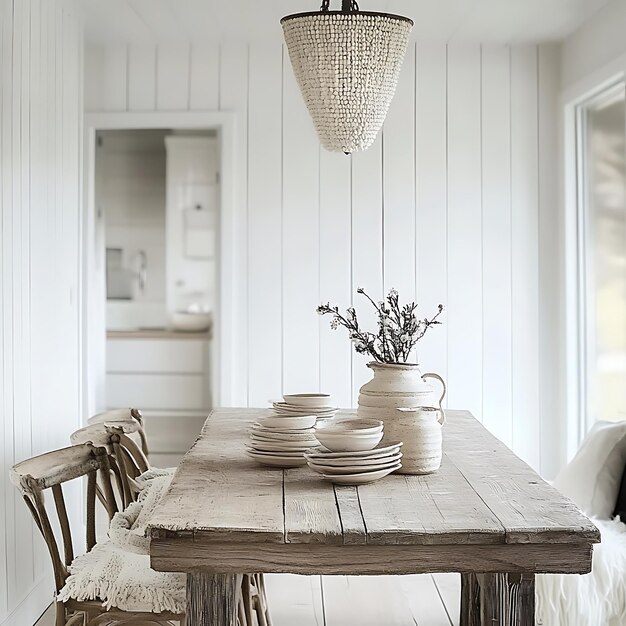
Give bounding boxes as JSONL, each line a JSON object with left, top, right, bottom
{"left": 563, "top": 71, "right": 626, "bottom": 461}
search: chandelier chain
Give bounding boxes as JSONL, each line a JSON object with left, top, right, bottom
{"left": 320, "top": 0, "right": 360, "bottom": 12}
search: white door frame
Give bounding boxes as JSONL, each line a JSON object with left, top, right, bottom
{"left": 560, "top": 56, "right": 626, "bottom": 460}
{"left": 82, "top": 111, "right": 237, "bottom": 421}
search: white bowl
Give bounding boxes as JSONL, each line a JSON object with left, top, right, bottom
{"left": 313, "top": 429, "right": 383, "bottom": 452}
{"left": 257, "top": 415, "right": 317, "bottom": 430}
{"left": 282, "top": 393, "right": 332, "bottom": 408}
{"left": 322, "top": 419, "right": 383, "bottom": 435}
{"left": 171, "top": 312, "right": 212, "bottom": 332}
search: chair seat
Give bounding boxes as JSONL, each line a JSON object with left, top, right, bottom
{"left": 57, "top": 540, "right": 185, "bottom": 614}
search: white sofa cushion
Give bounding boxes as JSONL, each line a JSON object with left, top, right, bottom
{"left": 553, "top": 420, "right": 626, "bottom": 518}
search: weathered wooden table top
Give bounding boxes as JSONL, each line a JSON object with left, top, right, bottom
{"left": 149, "top": 408, "right": 599, "bottom": 576}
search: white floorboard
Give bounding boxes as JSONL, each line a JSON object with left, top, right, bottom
{"left": 433, "top": 573, "right": 461, "bottom": 625}
{"left": 264, "top": 574, "right": 325, "bottom": 626}
{"left": 35, "top": 574, "right": 461, "bottom": 626}
{"left": 398, "top": 575, "right": 455, "bottom": 626}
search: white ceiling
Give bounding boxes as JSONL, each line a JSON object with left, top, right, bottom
{"left": 83, "top": 0, "right": 609, "bottom": 44}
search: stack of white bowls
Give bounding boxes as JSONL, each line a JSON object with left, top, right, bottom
{"left": 246, "top": 414, "right": 318, "bottom": 468}
{"left": 272, "top": 393, "right": 337, "bottom": 420}
{"left": 305, "top": 419, "right": 403, "bottom": 485}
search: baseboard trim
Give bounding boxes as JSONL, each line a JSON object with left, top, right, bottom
{"left": 0, "top": 576, "right": 53, "bottom": 626}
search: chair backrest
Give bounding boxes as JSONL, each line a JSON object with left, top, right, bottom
{"left": 10, "top": 444, "right": 118, "bottom": 593}
{"left": 88, "top": 407, "right": 149, "bottom": 456}
{"left": 70, "top": 420, "right": 150, "bottom": 509}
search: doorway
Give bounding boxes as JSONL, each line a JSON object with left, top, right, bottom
{"left": 82, "top": 112, "right": 237, "bottom": 464}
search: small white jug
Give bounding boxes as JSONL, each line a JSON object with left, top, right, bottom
{"left": 394, "top": 406, "right": 445, "bottom": 475}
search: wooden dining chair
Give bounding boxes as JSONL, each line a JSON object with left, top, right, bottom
{"left": 70, "top": 420, "right": 151, "bottom": 510}
{"left": 88, "top": 407, "right": 149, "bottom": 456}
{"left": 69, "top": 423, "right": 272, "bottom": 626}
{"left": 10, "top": 443, "right": 184, "bottom": 626}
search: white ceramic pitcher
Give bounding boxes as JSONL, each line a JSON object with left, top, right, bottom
{"left": 393, "top": 405, "right": 445, "bottom": 474}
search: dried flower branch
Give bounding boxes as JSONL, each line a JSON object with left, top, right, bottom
{"left": 317, "top": 288, "right": 444, "bottom": 364}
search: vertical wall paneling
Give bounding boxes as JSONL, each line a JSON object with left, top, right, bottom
{"left": 8, "top": 0, "right": 23, "bottom": 601}
{"left": 538, "top": 44, "right": 561, "bottom": 478}
{"left": 511, "top": 46, "right": 540, "bottom": 469}
{"left": 102, "top": 43, "right": 127, "bottom": 111}
{"left": 481, "top": 45, "right": 513, "bottom": 446}
{"left": 415, "top": 43, "right": 448, "bottom": 384}
{"left": 446, "top": 44, "right": 483, "bottom": 417}
{"left": 282, "top": 54, "right": 320, "bottom": 394}
{"left": 319, "top": 151, "right": 352, "bottom": 408}
{"left": 219, "top": 43, "right": 249, "bottom": 406}
{"left": 1, "top": 1, "right": 83, "bottom": 623}
{"left": 128, "top": 44, "right": 157, "bottom": 111}
{"left": 84, "top": 43, "right": 104, "bottom": 111}
{"left": 247, "top": 43, "right": 283, "bottom": 404}
{"left": 382, "top": 42, "right": 416, "bottom": 303}
{"left": 83, "top": 40, "right": 559, "bottom": 471}
{"left": 156, "top": 43, "right": 190, "bottom": 110}
{"left": 351, "top": 134, "right": 384, "bottom": 403}
{"left": 0, "top": 0, "right": 9, "bottom": 616}
{"left": 189, "top": 43, "right": 219, "bottom": 110}
{"left": 16, "top": 0, "right": 35, "bottom": 596}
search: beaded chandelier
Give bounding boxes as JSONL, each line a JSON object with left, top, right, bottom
{"left": 281, "top": 0, "right": 413, "bottom": 154}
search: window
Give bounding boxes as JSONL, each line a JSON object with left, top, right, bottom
{"left": 576, "top": 83, "right": 626, "bottom": 430}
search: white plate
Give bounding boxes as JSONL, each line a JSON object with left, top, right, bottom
{"left": 305, "top": 442, "right": 403, "bottom": 460}
{"left": 249, "top": 438, "right": 316, "bottom": 452}
{"left": 249, "top": 430, "right": 318, "bottom": 443}
{"left": 307, "top": 451, "right": 403, "bottom": 469}
{"left": 273, "top": 402, "right": 337, "bottom": 413}
{"left": 246, "top": 451, "right": 307, "bottom": 468}
{"left": 307, "top": 455, "right": 402, "bottom": 475}
{"left": 251, "top": 423, "right": 316, "bottom": 435}
{"left": 245, "top": 447, "right": 305, "bottom": 457}
{"left": 321, "top": 463, "right": 402, "bottom": 485}
{"left": 273, "top": 408, "right": 337, "bottom": 416}
{"left": 281, "top": 393, "right": 331, "bottom": 408}
{"left": 257, "top": 415, "right": 317, "bottom": 430}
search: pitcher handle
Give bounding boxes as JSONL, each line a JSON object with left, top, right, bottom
{"left": 422, "top": 372, "right": 446, "bottom": 425}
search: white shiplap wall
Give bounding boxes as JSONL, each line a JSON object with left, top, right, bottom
{"left": 84, "top": 41, "right": 562, "bottom": 475}
{"left": 0, "top": 1, "right": 83, "bottom": 624}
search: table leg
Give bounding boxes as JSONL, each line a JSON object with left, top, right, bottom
{"left": 186, "top": 572, "right": 242, "bottom": 626}
{"left": 460, "top": 573, "right": 480, "bottom": 626}
{"left": 460, "top": 573, "right": 535, "bottom": 625}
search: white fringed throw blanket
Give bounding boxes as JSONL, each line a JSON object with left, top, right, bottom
{"left": 57, "top": 468, "right": 186, "bottom": 613}
{"left": 537, "top": 517, "right": 626, "bottom": 626}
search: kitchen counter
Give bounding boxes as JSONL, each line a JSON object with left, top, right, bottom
{"left": 107, "top": 328, "right": 211, "bottom": 340}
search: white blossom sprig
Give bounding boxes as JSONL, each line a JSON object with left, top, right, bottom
{"left": 317, "top": 288, "right": 444, "bottom": 364}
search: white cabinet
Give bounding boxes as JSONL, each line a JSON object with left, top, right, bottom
{"left": 105, "top": 334, "right": 211, "bottom": 412}
{"left": 106, "top": 338, "right": 205, "bottom": 373}
{"left": 107, "top": 373, "right": 206, "bottom": 410}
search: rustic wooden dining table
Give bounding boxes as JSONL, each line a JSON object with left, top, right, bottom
{"left": 148, "top": 408, "right": 599, "bottom": 626}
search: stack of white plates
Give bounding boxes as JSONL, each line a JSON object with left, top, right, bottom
{"left": 305, "top": 442, "right": 403, "bottom": 485}
{"left": 272, "top": 393, "right": 338, "bottom": 420}
{"left": 305, "top": 418, "right": 402, "bottom": 484}
{"left": 246, "top": 414, "right": 318, "bottom": 468}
